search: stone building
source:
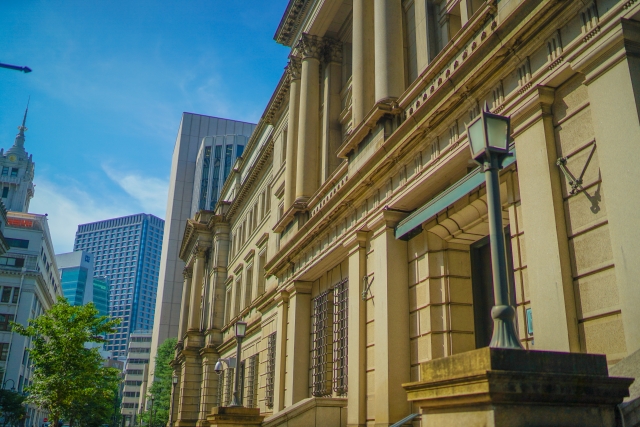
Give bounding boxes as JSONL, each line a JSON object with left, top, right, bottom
{"left": 171, "top": 0, "right": 640, "bottom": 425}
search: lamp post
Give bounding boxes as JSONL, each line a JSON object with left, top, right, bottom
{"left": 169, "top": 374, "right": 178, "bottom": 427}
{"left": 229, "top": 321, "right": 247, "bottom": 407}
{"left": 466, "top": 103, "right": 523, "bottom": 350}
{"left": 2, "top": 378, "right": 16, "bottom": 391}
{"left": 149, "top": 396, "right": 155, "bottom": 427}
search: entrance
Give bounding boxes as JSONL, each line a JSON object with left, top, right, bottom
{"left": 470, "top": 227, "right": 517, "bottom": 348}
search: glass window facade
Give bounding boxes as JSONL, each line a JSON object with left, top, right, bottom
{"left": 61, "top": 266, "right": 88, "bottom": 307}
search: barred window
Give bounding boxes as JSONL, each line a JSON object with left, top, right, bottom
{"left": 265, "top": 332, "right": 276, "bottom": 408}
{"left": 311, "top": 289, "right": 333, "bottom": 397}
{"left": 333, "top": 278, "right": 348, "bottom": 395}
{"left": 245, "top": 354, "right": 259, "bottom": 408}
{"left": 224, "top": 367, "right": 234, "bottom": 406}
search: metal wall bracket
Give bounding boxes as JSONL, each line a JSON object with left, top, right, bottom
{"left": 556, "top": 157, "right": 583, "bottom": 194}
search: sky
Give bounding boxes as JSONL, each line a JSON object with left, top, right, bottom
{"left": 0, "top": 0, "right": 290, "bottom": 253}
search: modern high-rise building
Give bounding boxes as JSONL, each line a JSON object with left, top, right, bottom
{"left": 148, "top": 113, "right": 255, "bottom": 381}
{"left": 56, "top": 250, "right": 110, "bottom": 317}
{"left": 191, "top": 134, "right": 249, "bottom": 217}
{"left": 73, "top": 214, "right": 164, "bottom": 360}
{"left": 120, "top": 330, "right": 152, "bottom": 425}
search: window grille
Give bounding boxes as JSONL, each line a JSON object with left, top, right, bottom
{"left": 265, "top": 332, "right": 276, "bottom": 408}
{"left": 311, "top": 289, "right": 333, "bottom": 397}
{"left": 224, "top": 367, "right": 234, "bottom": 406}
{"left": 245, "top": 354, "right": 259, "bottom": 408}
{"left": 333, "top": 278, "right": 348, "bottom": 395}
{"left": 215, "top": 367, "right": 224, "bottom": 407}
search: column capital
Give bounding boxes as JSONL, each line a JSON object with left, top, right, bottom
{"left": 286, "top": 55, "right": 302, "bottom": 81}
{"left": 323, "top": 38, "right": 343, "bottom": 64}
{"left": 511, "top": 86, "right": 555, "bottom": 138}
{"left": 183, "top": 267, "right": 193, "bottom": 279}
{"left": 296, "top": 33, "right": 323, "bottom": 60}
{"left": 194, "top": 244, "right": 209, "bottom": 259}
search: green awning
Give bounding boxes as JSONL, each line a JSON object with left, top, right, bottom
{"left": 395, "top": 152, "right": 516, "bottom": 240}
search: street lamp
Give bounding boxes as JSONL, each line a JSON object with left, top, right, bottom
{"left": 169, "top": 374, "right": 178, "bottom": 427}
{"left": 2, "top": 378, "right": 16, "bottom": 391}
{"left": 229, "top": 321, "right": 247, "bottom": 407}
{"left": 466, "top": 103, "right": 523, "bottom": 350}
{"left": 149, "top": 396, "right": 155, "bottom": 427}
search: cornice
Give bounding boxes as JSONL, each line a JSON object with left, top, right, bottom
{"left": 274, "top": 0, "right": 312, "bottom": 46}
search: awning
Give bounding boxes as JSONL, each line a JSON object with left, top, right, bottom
{"left": 395, "top": 151, "right": 517, "bottom": 240}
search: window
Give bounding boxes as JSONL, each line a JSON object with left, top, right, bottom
{"left": 244, "top": 265, "right": 253, "bottom": 309}
{"left": 1, "top": 287, "right": 12, "bottom": 303}
{"left": 234, "top": 275, "right": 242, "bottom": 315}
{"left": 244, "top": 354, "right": 259, "bottom": 408}
{"left": 311, "top": 290, "right": 333, "bottom": 397}
{"left": 1, "top": 187, "right": 8, "bottom": 198}
{"left": 0, "top": 343, "right": 9, "bottom": 361}
{"left": 257, "top": 251, "right": 267, "bottom": 296}
{"left": 265, "top": 333, "right": 276, "bottom": 409}
{"left": 2, "top": 239, "right": 29, "bottom": 249}
{"left": 0, "top": 257, "right": 25, "bottom": 268}
{"left": 1, "top": 167, "right": 7, "bottom": 176}
{"left": 10, "top": 168, "right": 18, "bottom": 178}
{"left": 333, "top": 278, "right": 349, "bottom": 395}
{"left": 0, "top": 314, "right": 14, "bottom": 331}
{"left": 224, "top": 287, "right": 233, "bottom": 325}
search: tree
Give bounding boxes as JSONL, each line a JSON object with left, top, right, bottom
{"left": 0, "top": 389, "right": 26, "bottom": 427}
{"left": 12, "top": 297, "right": 120, "bottom": 427}
{"left": 138, "top": 338, "right": 177, "bottom": 427}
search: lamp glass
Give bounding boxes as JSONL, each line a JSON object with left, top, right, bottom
{"left": 467, "top": 118, "right": 486, "bottom": 158}
{"left": 235, "top": 321, "right": 247, "bottom": 338}
{"left": 485, "top": 115, "right": 509, "bottom": 151}
{"left": 172, "top": 375, "right": 178, "bottom": 385}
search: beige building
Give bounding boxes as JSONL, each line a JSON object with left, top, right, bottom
{"left": 171, "top": 0, "right": 640, "bottom": 425}
{"left": 122, "top": 331, "right": 153, "bottom": 425}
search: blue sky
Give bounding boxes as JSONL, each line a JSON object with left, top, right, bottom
{"left": 0, "top": 0, "right": 290, "bottom": 253}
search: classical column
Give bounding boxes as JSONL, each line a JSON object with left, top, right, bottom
{"left": 345, "top": 231, "right": 368, "bottom": 427}
{"left": 197, "top": 348, "right": 219, "bottom": 426}
{"left": 513, "top": 87, "right": 579, "bottom": 352}
{"left": 178, "top": 268, "right": 193, "bottom": 342}
{"left": 295, "top": 34, "right": 323, "bottom": 202}
{"left": 284, "top": 57, "right": 301, "bottom": 211}
{"left": 284, "top": 281, "right": 312, "bottom": 406}
{"left": 322, "top": 38, "right": 343, "bottom": 182}
{"left": 176, "top": 350, "right": 202, "bottom": 427}
{"left": 188, "top": 246, "right": 207, "bottom": 331}
{"left": 207, "top": 222, "right": 230, "bottom": 345}
{"left": 371, "top": 211, "right": 410, "bottom": 426}
{"left": 577, "top": 19, "right": 640, "bottom": 353}
{"left": 352, "top": 0, "right": 375, "bottom": 126}
{"left": 374, "top": 0, "right": 405, "bottom": 102}
{"left": 272, "top": 290, "right": 289, "bottom": 412}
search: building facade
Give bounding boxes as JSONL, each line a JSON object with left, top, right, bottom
{"left": 73, "top": 214, "right": 164, "bottom": 360}
{"left": 0, "top": 212, "right": 61, "bottom": 427}
{"left": 121, "top": 331, "right": 152, "bottom": 425}
{"left": 149, "top": 114, "right": 255, "bottom": 386}
{"left": 56, "top": 250, "right": 110, "bottom": 317}
{"left": 171, "top": 0, "right": 640, "bottom": 425}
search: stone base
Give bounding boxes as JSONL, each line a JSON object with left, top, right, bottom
{"left": 206, "top": 406, "right": 264, "bottom": 427}
{"left": 403, "top": 347, "right": 633, "bottom": 427}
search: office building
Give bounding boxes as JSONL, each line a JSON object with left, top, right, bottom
{"left": 0, "top": 212, "right": 61, "bottom": 426}
{"left": 170, "top": 0, "right": 640, "bottom": 425}
{"left": 121, "top": 331, "right": 152, "bottom": 426}
{"left": 56, "top": 250, "right": 110, "bottom": 318}
{"left": 148, "top": 114, "right": 254, "bottom": 384}
{"left": 73, "top": 214, "right": 164, "bottom": 360}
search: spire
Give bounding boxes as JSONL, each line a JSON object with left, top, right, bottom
{"left": 10, "top": 97, "right": 29, "bottom": 153}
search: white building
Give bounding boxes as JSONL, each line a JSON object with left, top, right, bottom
{"left": 121, "top": 331, "right": 152, "bottom": 426}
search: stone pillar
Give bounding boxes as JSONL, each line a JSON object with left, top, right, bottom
{"left": 371, "top": 211, "right": 410, "bottom": 426}
{"left": 197, "top": 349, "right": 219, "bottom": 426}
{"left": 345, "top": 231, "right": 368, "bottom": 427}
{"left": 414, "top": 0, "right": 429, "bottom": 73}
{"left": 208, "top": 222, "right": 230, "bottom": 346}
{"left": 188, "top": 247, "right": 207, "bottom": 331}
{"left": 284, "top": 57, "right": 301, "bottom": 211}
{"left": 176, "top": 349, "right": 202, "bottom": 427}
{"left": 284, "top": 281, "right": 312, "bottom": 406}
{"left": 178, "top": 268, "right": 193, "bottom": 342}
{"left": 374, "top": 0, "right": 405, "bottom": 102}
{"left": 513, "top": 87, "right": 579, "bottom": 352}
{"left": 273, "top": 290, "right": 289, "bottom": 412}
{"left": 352, "top": 0, "right": 375, "bottom": 126}
{"left": 577, "top": 19, "right": 640, "bottom": 354}
{"left": 322, "top": 38, "right": 343, "bottom": 182}
{"left": 295, "top": 34, "right": 323, "bottom": 202}
{"left": 169, "top": 365, "right": 181, "bottom": 427}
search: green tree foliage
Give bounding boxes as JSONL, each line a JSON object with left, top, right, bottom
{"left": 0, "top": 388, "right": 27, "bottom": 427}
{"left": 138, "top": 338, "right": 177, "bottom": 427}
{"left": 12, "top": 297, "right": 121, "bottom": 427}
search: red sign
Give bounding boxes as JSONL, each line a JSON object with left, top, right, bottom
{"left": 44, "top": 419, "right": 48, "bottom": 422}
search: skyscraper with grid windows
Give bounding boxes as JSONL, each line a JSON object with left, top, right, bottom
{"left": 73, "top": 213, "right": 164, "bottom": 360}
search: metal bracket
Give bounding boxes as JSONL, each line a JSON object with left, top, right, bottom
{"left": 556, "top": 143, "right": 596, "bottom": 195}
{"left": 361, "top": 275, "right": 372, "bottom": 301}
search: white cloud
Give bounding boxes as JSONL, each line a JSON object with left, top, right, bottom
{"left": 102, "top": 165, "right": 168, "bottom": 218}
{"left": 29, "top": 179, "right": 129, "bottom": 253}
